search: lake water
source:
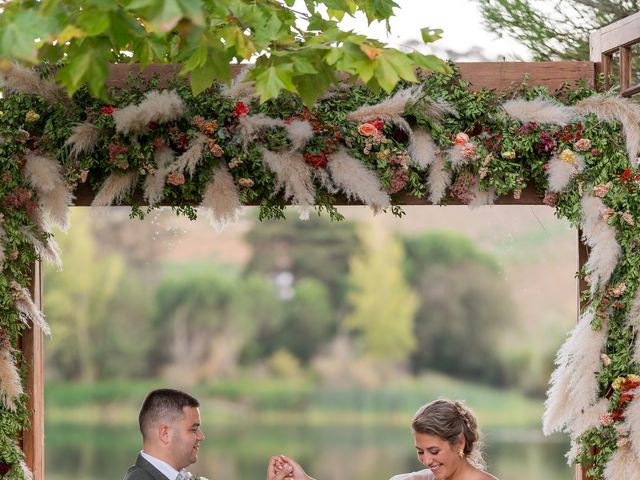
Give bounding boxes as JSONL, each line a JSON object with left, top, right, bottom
{"left": 45, "top": 423, "right": 573, "bottom": 480}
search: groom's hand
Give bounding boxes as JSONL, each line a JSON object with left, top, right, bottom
{"left": 268, "top": 456, "right": 293, "bottom": 480}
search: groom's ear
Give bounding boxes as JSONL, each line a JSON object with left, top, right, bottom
{"left": 159, "top": 423, "right": 171, "bottom": 445}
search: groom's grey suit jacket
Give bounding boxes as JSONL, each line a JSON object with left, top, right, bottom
{"left": 123, "top": 454, "right": 171, "bottom": 480}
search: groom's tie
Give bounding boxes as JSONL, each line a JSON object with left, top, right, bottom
{"left": 176, "top": 470, "right": 192, "bottom": 480}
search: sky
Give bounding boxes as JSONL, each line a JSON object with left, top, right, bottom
{"left": 335, "top": 0, "right": 533, "bottom": 61}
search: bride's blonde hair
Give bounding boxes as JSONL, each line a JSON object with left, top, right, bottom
{"left": 411, "top": 399, "right": 486, "bottom": 470}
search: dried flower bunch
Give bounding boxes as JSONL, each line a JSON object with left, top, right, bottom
{"left": 1, "top": 62, "right": 639, "bottom": 479}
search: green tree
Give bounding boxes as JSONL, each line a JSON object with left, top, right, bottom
{"left": 344, "top": 222, "right": 418, "bottom": 364}
{"left": 476, "top": 0, "right": 639, "bottom": 60}
{"left": 153, "top": 263, "right": 283, "bottom": 383}
{"left": 44, "top": 209, "right": 152, "bottom": 382}
{"left": 401, "top": 231, "right": 512, "bottom": 384}
{"left": 244, "top": 214, "right": 359, "bottom": 312}
{"left": 0, "top": 0, "right": 447, "bottom": 104}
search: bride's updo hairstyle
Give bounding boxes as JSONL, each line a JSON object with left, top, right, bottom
{"left": 411, "top": 399, "right": 485, "bottom": 469}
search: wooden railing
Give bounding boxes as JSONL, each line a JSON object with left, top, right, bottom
{"left": 590, "top": 11, "right": 640, "bottom": 97}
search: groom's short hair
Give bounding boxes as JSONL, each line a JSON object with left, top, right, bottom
{"left": 139, "top": 388, "right": 200, "bottom": 439}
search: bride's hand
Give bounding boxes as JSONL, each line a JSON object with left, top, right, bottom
{"left": 273, "top": 455, "right": 313, "bottom": 480}
{"left": 268, "top": 456, "right": 293, "bottom": 480}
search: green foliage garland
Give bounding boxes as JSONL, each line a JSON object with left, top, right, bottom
{"left": 0, "top": 63, "right": 639, "bottom": 479}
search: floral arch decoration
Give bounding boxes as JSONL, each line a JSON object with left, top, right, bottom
{"left": 0, "top": 62, "right": 639, "bottom": 480}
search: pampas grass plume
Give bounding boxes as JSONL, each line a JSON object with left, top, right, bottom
{"left": 238, "top": 114, "right": 285, "bottom": 149}
{"left": 175, "top": 134, "right": 207, "bottom": 177}
{"left": 143, "top": 147, "right": 174, "bottom": 207}
{"left": 327, "top": 148, "right": 390, "bottom": 213}
{"left": 603, "top": 443, "right": 640, "bottom": 480}
{"left": 547, "top": 152, "right": 585, "bottom": 192}
{"left": 114, "top": 90, "right": 185, "bottom": 134}
{"left": 286, "top": 120, "right": 314, "bottom": 152}
{"left": 14, "top": 288, "right": 51, "bottom": 337}
{"left": 200, "top": 164, "right": 243, "bottom": 230}
{"left": 0, "top": 342, "right": 23, "bottom": 412}
{"left": 23, "top": 153, "right": 74, "bottom": 231}
{"left": 581, "top": 194, "right": 621, "bottom": 291}
{"left": 502, "top": 98, "right": 575, "bottom": 125}
{"left": 427, "top": 152, "right": 451, "bottom": 204}
{"left": 0, "top": 63, "right": 65, "bottom": 104}
{"left": 65, "top": 122, "right": 100, "bottom": 157}
{"left": 408, "top": 128, "right": 438, "bottom": 168}
{"left": 261, "top": 149, "right": 315, "bottom": 214}
{"left": 92, "top": 172, "right": 139, "bottom": 207}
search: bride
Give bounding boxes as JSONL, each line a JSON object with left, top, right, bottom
{"left": 268, "top": 399, "right": 499, "bottom": 480}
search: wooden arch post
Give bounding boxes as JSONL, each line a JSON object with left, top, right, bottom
{"left": 20, "top": 60, "right": 601, "bottom": 480}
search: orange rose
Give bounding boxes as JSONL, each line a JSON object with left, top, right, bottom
{"left": 358, "top": 123, "right": 378, "bottom": 136}
{"left": 453, "top": 132, "right": 469, "bottom": 145}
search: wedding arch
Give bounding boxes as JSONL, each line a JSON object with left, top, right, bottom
{"left": 1, "top": 11, "right": 640, "bottom": 480}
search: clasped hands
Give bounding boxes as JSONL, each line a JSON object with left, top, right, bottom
{"left": 267, "top": 455, "right": 313, "bottom": 480}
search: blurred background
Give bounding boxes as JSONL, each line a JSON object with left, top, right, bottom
{"left": 43, "top": 204, "right": 577, "bottom": 480}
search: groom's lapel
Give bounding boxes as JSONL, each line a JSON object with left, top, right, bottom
{"left": 135, "top": 454, "right": 172, "bottom": 480}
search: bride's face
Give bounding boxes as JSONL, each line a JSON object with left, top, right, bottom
{"left": 413, "top": 432, "right": 463, "bottom": 480}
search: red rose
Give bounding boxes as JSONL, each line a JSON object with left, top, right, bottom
{"left": 372, "top": 119, "right": 384, "bottom": 131}
{"left": 233, "top": 101, "right": 249, "bottom": 118}
{"left": 304, "top": 152, "right": 328, "bottom": 169}
{"left": 100, "top": 106, "right": 115, "bottom": 115}
{"left": 0, "top": 461, "right": 11, "bottom": 475}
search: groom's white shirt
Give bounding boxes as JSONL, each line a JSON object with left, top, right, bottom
{"left": 140, "top": 450, "right": 181, "bottom": 480}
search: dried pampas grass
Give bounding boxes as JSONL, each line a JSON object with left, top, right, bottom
{"left": 414, "top": 97, "right": 458, "bottom": 121}
{"left": 347, "top": 87, "right": 419, "bottom": 134}
{"left": 408, "top": 128, "right": 438, "bottom": 168}
{"left": 20, "top": 227, "right": 62, "bottom": 271}
{"left": 238, "top": 114, "right": 285, "bottom": 149}
{"left": 92, "top": 172, "right": 139, "bottom": 207}
{"left": 546, "top": 152, "right": 585, "bottom": 192}
{"left": 65, "top": 122, "right": 100, "bottom": 158}
{"left": 285, "top": 120, "right": 314, "bottom": 152}
{"left": 569, "top": 398, "right": 609, "bottom": 437}
{"left": 446, "top": 146, "right": 470, "bottom": 169}
{"left": 581, "top": 194, "right": 621, "bottom": 292}
{"left": 220, "top": 67, "right": 256, "bottom": 100}
{"left": 0, "top": 342, "right": 23, "bottom": 412}
{"left": 575, "top": 95, "right": 640, "bottom": 167}
{"left": 143, "top": 147, "right": 175, "bottom": 207}
{"left": 427, "top": 152, "right": 451, "bottom": 204}
{"left": 468, "top": 185, "right": 496, "bottom": 208}
{"left": 19, "top": 458, "right": 33, "bottom": 480}
{"left": 175, "top": 133, "right": 207, "bottom": 177}
{"left": 261, "top": 149, "right": 315, "bottom": 218}
{"left": 23, "top": 152, "right": 74, "bottom": 231}
{"left": 502, "top": 98, "right": 576, "bottom": 125}
{"left": 0, "top": 63, "right": 66, "bottom": 104}
{"left": 200, "top": 164, "right": 243, "bottom": 230}
{"left": 543, "top": 310, "right": 605, "bottom": 435}
{"left": 604, "top": 443, "right": 640, "bottom": 480}
{"left": 114, "top": 90, "right": 186, "bottom": 135}
{"left": 13, "top": 286, "right": 51, "bottom": 337}
{"left": 326, "top": 148, "right": 390, "bottom": 213}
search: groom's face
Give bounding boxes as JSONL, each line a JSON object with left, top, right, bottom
{"left": 170, "top": 406, "right": 205, "bottom": 469}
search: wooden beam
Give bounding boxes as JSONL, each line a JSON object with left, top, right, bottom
{"left": 21, "top": 261, "right": 44, "bottom": 480}
{"left": 106, "top": 61, "right": 595, "bottom": 93}
{"left": 589, "top": 11, "right": 640, "bottom": 56}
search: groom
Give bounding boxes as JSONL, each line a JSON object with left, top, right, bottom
{"left": 123, "top": 388, "right": 205, "bottom": 480}
{"left": 124, "top": 388, "right": 293, "bottom": 480}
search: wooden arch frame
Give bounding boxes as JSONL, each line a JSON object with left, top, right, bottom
{"left": 19, "top": 13, "right": 640, "bottom": 478}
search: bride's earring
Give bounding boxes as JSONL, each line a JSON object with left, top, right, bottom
{"left": 458, "top": 450, "right": 464, "bottom": 458}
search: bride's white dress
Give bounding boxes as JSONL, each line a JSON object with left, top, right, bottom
{"left": 389, "top": 469, "right": 435, "bottom": 480}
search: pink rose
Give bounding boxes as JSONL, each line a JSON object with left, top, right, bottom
{"left": 167, "top": 171, "right": 185, "bottom": 186}
{"left": 574, "top": 138, "right": 592, "bottom": 151}
{"left": 453, "top": 132, "right": 469, "bottom": 146}
{"left": 461, "top": 143, "right": 476, "bottom": 159}
{"left": 600, "top": 413, "right": 615, "bottom": 426}
{"left": 593, "top": 183, "right": 610, "bottom": 197}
